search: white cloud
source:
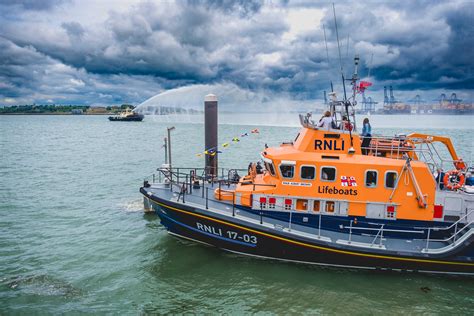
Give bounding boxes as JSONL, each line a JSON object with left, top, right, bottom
{"left": 282, "top": 7, "right": 324, "bottom": 42}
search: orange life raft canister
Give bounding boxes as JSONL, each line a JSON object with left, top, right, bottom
{"left": 443, "top": 170, "right": 465, "bottom": 190}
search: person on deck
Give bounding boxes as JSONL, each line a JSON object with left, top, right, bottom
{"left": 317, "top": 111, "right": 335, "bottom": 130}
{"left": 341, "top": 116, "right": 353, "bottom": 131}
{"left": 361, "top": 117, "right": 372, "bottom": 155}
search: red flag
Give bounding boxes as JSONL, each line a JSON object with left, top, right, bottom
{"left": 358, "top": 81, "right": 372, "bottom": 93}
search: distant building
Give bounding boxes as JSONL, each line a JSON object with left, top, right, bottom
{"left": 87, "top": 107, "right": 108, "bottom": 114}
{"left": 71, "top": 109, "right": 83, "bottom": 115}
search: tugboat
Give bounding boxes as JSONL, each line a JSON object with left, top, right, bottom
{"left": 108, "top": 108, "right": 144, "bottom": 121}
{"left": 140, "top": 57, "right": 474, "bottom": 275}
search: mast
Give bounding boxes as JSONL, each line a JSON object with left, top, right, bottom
{"left": 332, "top": 3, "right": 346, "bottom": 101}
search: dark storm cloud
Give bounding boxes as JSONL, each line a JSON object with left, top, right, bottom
{"left": 443, "top": 3, "right": 474, "bottom": 76}
{"left": 187, "top": 0, "right": 263, "bottom": 17}
{"left": 316, "top": 1, "right": 473, "bottom": 91}
{"left": 0, "top": 0, "right": 472, "bottom": 106}
{"left": 61, "top": 21, "right": 85, "bottom": 38}
{"left": 0, "top": 0, "right": 67, "bottom": 11}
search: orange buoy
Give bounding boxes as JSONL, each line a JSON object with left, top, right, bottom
{"left": 443, "top": 170, "right": 465, "bottom": 190}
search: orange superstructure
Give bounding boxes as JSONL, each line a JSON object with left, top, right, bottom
{"left": 217, "top": 126, "right": 443, "bottom": 221}
{"left": 215, "top": 111, "right": 471, "bottom": 225}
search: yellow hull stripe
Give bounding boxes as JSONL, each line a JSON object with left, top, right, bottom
{"left": 151, "top": 197, "right": 474, "bottom": 267}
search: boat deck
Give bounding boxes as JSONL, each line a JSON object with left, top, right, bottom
{"left": 142, "top": 181, "right": 468, "bottom": 256}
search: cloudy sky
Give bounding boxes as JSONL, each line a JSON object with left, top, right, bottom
{"left": 0, "top": 0, "right": 472, "bottom": 109}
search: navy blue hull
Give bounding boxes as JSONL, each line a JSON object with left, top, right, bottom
{"left": 144, "top": 191, "right": 474, "bottom": 275}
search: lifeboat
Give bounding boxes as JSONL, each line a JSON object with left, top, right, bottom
{"left": 108, "top": 108, "right": 144, "bottom": 121}
{"left": 140, "top": 57, "right": 474, "bottom": 275}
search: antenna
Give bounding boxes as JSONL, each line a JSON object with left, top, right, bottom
{"left": 323, "top": 24, "right": 334, "bottom": 98}
{"left": 332, "top": 3, "right": 347, "bottom": 101}
{"left": 367, "top": 53, "right": 374, "bottom": 78}
{"left": 332, "top": 3, "right": 344, "bottom": 76}
{"left": 345, "top": 35, "right": 350, "bottom": 63}
{"left": 323, "top": 24, "right": 330, "bottom": 66}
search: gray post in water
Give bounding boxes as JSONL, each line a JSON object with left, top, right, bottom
{"left": 204, "top": 94, "right": 218, "bottom": 178}
{"left": 167, "top": 126, "right": 175, "bottom": 169}
{"left": 164, "top": 137, "right": 168, "bottom": 164}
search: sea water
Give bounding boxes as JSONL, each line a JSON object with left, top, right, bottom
{"left": 1, "top": 114, "right": 473, "bottom": 314}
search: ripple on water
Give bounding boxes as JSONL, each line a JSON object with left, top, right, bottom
{"left": 4, "top": 274, "right": 81, "bottom": 298}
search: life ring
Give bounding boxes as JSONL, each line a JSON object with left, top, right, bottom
{"left": 443, "top": 170, "right": 465, "bottom": 190}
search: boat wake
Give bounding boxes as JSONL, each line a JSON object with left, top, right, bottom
{"left": 119, "top": 199, "right": 145, "bottom": 213}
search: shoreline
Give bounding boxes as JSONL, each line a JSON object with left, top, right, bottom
{"left": 0, "top": 112, "right": 114, "bottom": 115}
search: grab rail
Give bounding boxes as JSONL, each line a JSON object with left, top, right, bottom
{"left": 423, "top": 209, "right": 474, "bottom": 251}
{"left": 344, "top": 222, "right": 425, "bottom": 248}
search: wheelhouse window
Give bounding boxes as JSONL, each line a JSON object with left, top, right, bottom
{"left": 321, "top": 167, "right": 336, "bottom": 181}
{"left": 301, "top": 166, "right": 316, "bottom": 180}
{"left": 385, "top": 172, "right": 398, "bottom": 188}
{"left": 264, "top": 161, "right": 276, "bottom": 176}
{"left": 365, "top": 170, "right": 378, "bottom": 188}
{"left": 280, "top": 164, "right": 294, "bottom": 178}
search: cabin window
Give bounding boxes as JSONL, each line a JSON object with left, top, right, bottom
{"left": 280, "top": 164, "right": 294, "bottom": 178}
{"left": 301, "top": 166, "right": 316, "bottom": 180}
{"left": 385, "top": 171, "right": 398, "bottom": 189}
{"left": 296, "top": 199, "right": 308, "bottom": 211}
{"left": 365, "top": 170, "right": 378, "bottom": 188}
{"left": 321, "top": 167, "right": 336, "bottom": 181}
{"left": 264, "top": 161, "right": 276, "bottom": 176}
{"left": 325, "top": 201, "right": 335, "bottom": 213}
{"left": 313, "top": 200, "right": 321, "bottom": 212}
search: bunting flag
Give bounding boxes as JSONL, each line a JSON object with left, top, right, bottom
{"left": 195, "top": 128, "right": 261, "bottom": 157}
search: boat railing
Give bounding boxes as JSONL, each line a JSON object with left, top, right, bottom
{"left": 343, "top": 221, "right": 426, "bottom": 248}
{"left": 361, "top": 135, "right": 472, "bottom": 183}
{"left": 412, "top": 138, "right": 473, "bottom": 177}
{"left": 149, "top": 166, "right": 248, "bottom": 186}
{"left": 361, "top": 134, "right": 432, "bottom": 159}
{"left": 422, "top": 209, "right": 474, "bottom": 252}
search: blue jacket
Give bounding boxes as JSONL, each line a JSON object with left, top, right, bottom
{"left": 362, "top": 123, "right": 371, "bottom": 136}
